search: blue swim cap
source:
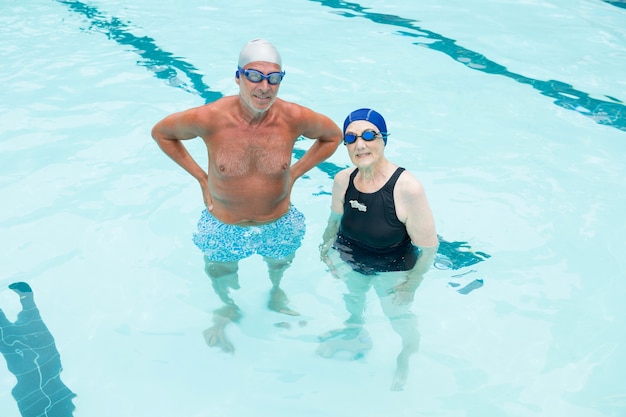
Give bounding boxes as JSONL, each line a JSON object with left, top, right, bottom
{"left": 343, "top": 108, "right": 388, "bottom": 144}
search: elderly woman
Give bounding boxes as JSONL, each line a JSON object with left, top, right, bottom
{"left": 319, "top": 108, "right": 438, "bottom": 391}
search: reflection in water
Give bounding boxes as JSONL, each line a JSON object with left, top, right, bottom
{"left": 436, "top": 236, "right": 490, "bottom": 270}
{"left": 436, "top": 236, "right": 490, "bottom": 295}
{"left": 0, "top": 282, "right": 76, "bottom": 417}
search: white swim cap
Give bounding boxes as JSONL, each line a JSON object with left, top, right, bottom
{"left": 238, "top": 38, "right": 282, "bottom": 68}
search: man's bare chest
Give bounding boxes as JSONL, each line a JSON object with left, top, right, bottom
{"left": 210, "top": 140, "right": 293, "bottom": 177}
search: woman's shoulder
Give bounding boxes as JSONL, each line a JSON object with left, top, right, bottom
{"left": 333, "top": 167, "right": 357, "bottom": 189}
{"left": 336, "top": 167, "right": 357, "bottom": 180}
{"left": 396, "top": 167, "right": 426, "bottom": 196}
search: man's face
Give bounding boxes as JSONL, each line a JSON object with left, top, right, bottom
{"left": 236, "top": 61, "right": 282, "bottom": 113}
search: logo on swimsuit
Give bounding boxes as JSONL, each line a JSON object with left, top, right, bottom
{"left": 349, "top": 200, "right": 367, "bottom": 212}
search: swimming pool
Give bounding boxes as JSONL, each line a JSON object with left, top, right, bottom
{"left": 1, "top": 0, "right": 625, "bottom": 416}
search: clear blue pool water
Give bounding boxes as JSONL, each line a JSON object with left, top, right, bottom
{"left": 1, "top": 1, "right": 625, "bottom": 416}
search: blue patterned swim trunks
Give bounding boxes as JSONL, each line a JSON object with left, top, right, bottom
{"left": 192, "top": 206, "right": 306, "bottom": 262}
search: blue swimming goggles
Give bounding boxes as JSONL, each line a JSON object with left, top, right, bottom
{"left": 343, "top": 129, "right": 388, "bottom": 145}
{"left": 237, "top": 67, "right": 285, "bottom": 85}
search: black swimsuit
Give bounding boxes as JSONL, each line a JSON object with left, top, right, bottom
{"left": 334, "top": 167, "right": 418, "bottom": 275}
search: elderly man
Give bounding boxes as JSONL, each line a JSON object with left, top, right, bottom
{"left": 152, "top": 39, "right": 342, "bottom": 351}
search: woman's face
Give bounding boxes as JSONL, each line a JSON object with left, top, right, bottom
{"left": 344, "top": 120, "right": 386, "bottom": 169}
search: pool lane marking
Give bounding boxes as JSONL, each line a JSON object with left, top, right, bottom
{"left": 56, "top": 0, "right": 223, "bottom": 103}
{"left": 602, "top": 0, "right": 626, "bottom": 10}
{"left": 311, "top": 0, "right": 626, "bottom": 133}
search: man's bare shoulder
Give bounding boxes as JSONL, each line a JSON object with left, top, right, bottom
{"left": 273, "top": 99, "right": 320, "bottom": 121}
{"left": 183, "top": 96, "right": 239, "bottom": 132}
{"left": 274, "top": 99, "right": 338, "bottom": 140}
{"left": 195, "top": 96, "right": 239, "bottom": 114}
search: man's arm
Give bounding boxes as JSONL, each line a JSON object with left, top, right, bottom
{"left": 151, "top": 108, "right": 207, "bottom": 182}
{"left": 290, "top": 109, "right": 342, "bottom": 181}
{"left": 151, "top": 108, "right": 211, "bottom": 206}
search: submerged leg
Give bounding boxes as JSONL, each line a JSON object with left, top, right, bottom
{"left": 389, "top": 314, "right": 420, "bottom": 391}
{"left": 202, "top": 257, "right": 242, "bottom": 353}
{"left": 205, "top": 258, "right": 240, "bottom": 305}
{"left": 342, "top": 274, "right": 372, "bottom": 326}
{"left": 375, "top": 274, "right": 421, "bottom": 391}
{"left": 202, "top": 304, "right": 241, "bottom": 354}
{"left": 263, "top": 254, "right": 300, "bottom": 316}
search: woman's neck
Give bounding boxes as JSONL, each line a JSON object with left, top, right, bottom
{"left": 355, "top": 159, "right": 396, "bottom": 191}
